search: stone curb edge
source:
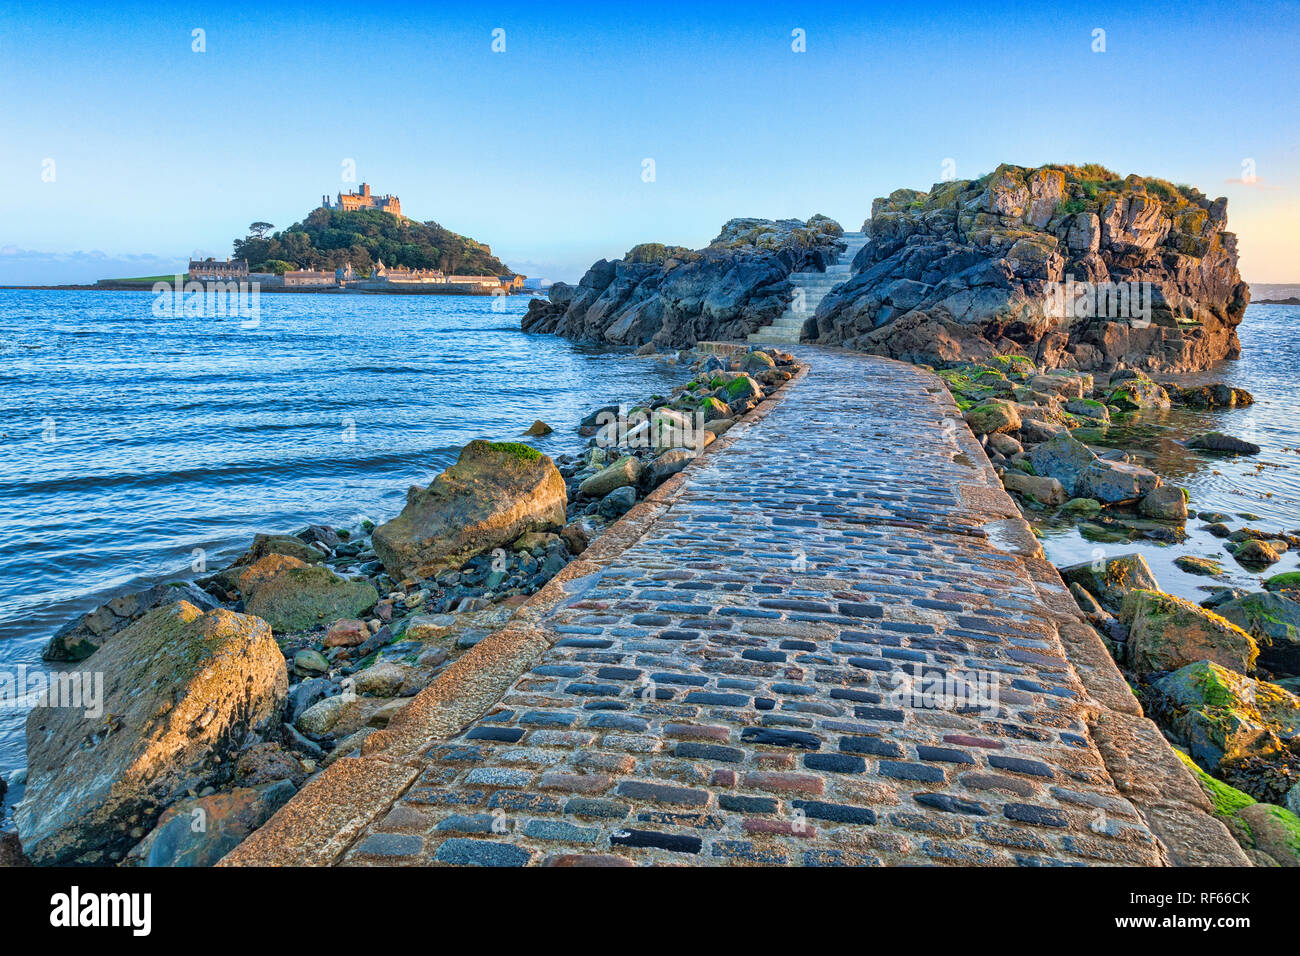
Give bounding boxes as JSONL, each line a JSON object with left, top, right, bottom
{"left": 219, "top": 359, "right": 808, "bottom": 866}
{"left": 927, "top": 364, "right": 1249, "bottom": 867}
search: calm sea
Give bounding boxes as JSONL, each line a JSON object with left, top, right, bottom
{"left": 0, "top": 290, "right": 684, "bottom": 798}
{"left": 1036, "top": 305, "right": 1300, "bottom": 603}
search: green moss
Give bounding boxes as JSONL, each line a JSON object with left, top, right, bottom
{"left": 709, "top": 376, "right": 727, "bottom": 390}
{"left": 491, "top": 441, "right": 543, "bottom": 463}
{"left": 1173, "top": 749, "right": 1255, "bottom": 818}
{"left": 1265, "top": 805, "right": 1300, "bottom": 853}
{"left": 1265, "top": 572, "right": 1300, "bottom": 592}
{"left": 724, "top": 376, "right": 754, "bottom": 397}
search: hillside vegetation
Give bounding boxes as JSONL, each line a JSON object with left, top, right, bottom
{"left": 232, "top": 207, "right": 510, "bottom": 277}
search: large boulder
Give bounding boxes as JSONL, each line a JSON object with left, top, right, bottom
{"left": 42, "top": 581, "right": 220, "bottom": 663}
{"left": 1001, "top": 470, "right": 1066, "bottom": 506}
{"left": 1216, "top": 592, "right": 1300, "bottom": 677}
{"left": 1059, "top": 552, "right": 1159, "bottom": 615}
{"left": 1155, "top": 661, "right": 1300, "bottom": 771}
{"left": 372, "top": 441, "right": 567, "bottom": 579}
{"left": 244, "top": 564, "right": 378, "bottom": 633}
{"left": 1078, "top": 458, "right": 1161, "bottom": 503}
{"left": 1121, "top": 589, "right": 1259, "bottom": 675}
{"left": 1028, "top": 432, "right": 1097, "bottom": 495}
{"left": 16, "top": 602, "right": 287, "bottom": 865}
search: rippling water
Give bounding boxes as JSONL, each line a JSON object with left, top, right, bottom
{"left": 0, "top": 290, "right": 684, "bottom": 790}
{"left": 1038, "top": 304, "right": 1300, "bottom": 601}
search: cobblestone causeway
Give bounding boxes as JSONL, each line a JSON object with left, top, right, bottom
{"left": 339, "top": 349, "right": 1173, "bottom": 867}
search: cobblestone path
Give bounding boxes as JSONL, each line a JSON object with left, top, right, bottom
{"left": 339, "top": 349, "right": 1174, "bottom": 867}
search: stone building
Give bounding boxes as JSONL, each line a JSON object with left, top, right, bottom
{"left": 372, "top": 259, "right": 445, "bottom": 284}
{"left": 321, "top": 183, "right": 402, "bottom": 217}
{"left": 445, "top": 274, "right": 505, "bottom": 290}
{"left": 283, "top": 269, "right": 336, "bottom": 287}
{"left": 189, "top": 258, "right": 249, "bottom": 280}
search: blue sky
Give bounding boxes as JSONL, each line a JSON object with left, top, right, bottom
{"left": 1, "top": 0, "right": 1296, "bottom": 283}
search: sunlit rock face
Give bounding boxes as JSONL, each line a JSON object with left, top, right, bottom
{"left": 809, "top": 164, "right": 1248, "bottom": 373}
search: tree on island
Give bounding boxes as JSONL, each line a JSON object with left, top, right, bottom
{"left": 232, "top": 207, "right": 509, "bottom": 277}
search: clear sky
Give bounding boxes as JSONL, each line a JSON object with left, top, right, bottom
{"left": 1, "top": 0, "right": 1296, "bottom": 284}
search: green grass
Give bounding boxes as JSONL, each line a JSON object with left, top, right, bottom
{"left": 101, "top": 274, "right": 184, "bottom": 284}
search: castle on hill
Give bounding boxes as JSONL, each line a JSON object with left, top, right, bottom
{"left": 321, "top": 183, "right": 402, "bottom": 217}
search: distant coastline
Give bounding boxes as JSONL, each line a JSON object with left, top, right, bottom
{"left": 0, "top": 282, "right": 540, "bottom": 296}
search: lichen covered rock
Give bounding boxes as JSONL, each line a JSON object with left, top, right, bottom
{"left": 1122, "top": 589, "right": 1258, "bottom": 675}
{"left": 17, "top": 601, "right": 288, "bottom": 865}
{"left": 372, "top": 440, "right": 567, "bottom": 579}
{"left": 244, "top": 564, "right": 378, "bottom": 633}
{"left": 1059, "top": 552, "right": 1159, "bottom": 614}
{"left": 1155, "top": 661, "right": 1299, "bottom": 771}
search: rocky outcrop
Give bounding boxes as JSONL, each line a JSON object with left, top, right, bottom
{"left": 372, "top": 441, "right": 567, "bottom": 580}
{"left": 17, "top": 601, "right": 287, "bottom": 865}
{"left": 811, "top": 164, "right": 1248, "bottom": 372}
{"left": 522, "top": 217, "right": 844, "bottom": 347}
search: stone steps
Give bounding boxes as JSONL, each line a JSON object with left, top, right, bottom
{"left": 747, "top": 236, "right": 864, "bottom": 345}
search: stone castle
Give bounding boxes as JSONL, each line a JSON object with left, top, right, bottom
{"left": 321, "top": 183, "right": 402, "bottom": 217}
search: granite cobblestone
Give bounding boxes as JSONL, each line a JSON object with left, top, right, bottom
{"left": 340, "top": 349, "right": 1166, "bottom": 867}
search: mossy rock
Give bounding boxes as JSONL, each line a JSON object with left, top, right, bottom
{"left": 696, "top": 396, "right": 731, "bottom": 421}
{"left": 964, "top": 399, "right": 1021, "bottom": 436}
{"left": 988, "top": 354, "right": 1036, "bottom": 379}
{"left": 1122, "top": 589, "right": 1258, "bottom": 675}
{"left": 1215, "top": 591, "right": 1300, "bottom": 676}
{"left": 1265, "top": 572, "right": 1300, "bottom": 593}
{"left": 490, "top": 441, "right": 543, "bottom": 464}
{"left": 1155, "top": 660, "right": 1299, "bottom": 771}
{"left": 245, "top": 565, "right": 379, "bottom": 633}
{"left": 1174, "top": 555, "right": 1223, "bottom": 577}
{"left": 1059, "top": 552, "right": 1158, "bottom": 614}
{"left": 371, "top": 440, "right": 567, "bottom": 579}
{"left": 1238, "top": 802, "right": 1300, "bottom": 865}
{"left": 1174, "top": 747, "right": 1255, "bottom": 818}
